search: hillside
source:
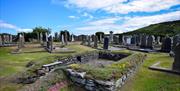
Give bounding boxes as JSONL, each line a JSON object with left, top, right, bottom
{"left": 122, "top": 20, "right": 180, "bottom": 36}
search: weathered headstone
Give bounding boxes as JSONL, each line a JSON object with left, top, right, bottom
{"left": 47, "top": 36, "right": 53, "bottom": 52}
{"left": 147, "top": 35, "right": 154, "bottom": 49}
{"left": 172, "top": 43, "right": 180, "bottom": 72}
{"left": 0, "top": 35, "right": 2, "bottom": 45}
{"left": 61, "top": 34, "right": 65, "bottom": 45}
{"left": 71, "top": 34, "right": 74, "bottom": 42}
{"left": 140, "top": 35, "right": 147, "bottom": 48}
{"left": 64, "top": 32, "right": 68, "bottom": 45}
{"left": 156, "top": 36, "right": 160, "bottom": 44}
{"left": 131, "top": 36, "right": 136, "bottom": 45}
{"left": 161, "top": 37, "right": 172, "bottom": 52}
{"left": 172, "top": 35, "right": 180, "bottom": 51}
{"left": 45, "top": 32, "right": 48, "bottom": 42}
{"left": 40, "top": 33, "right": 43, "bottom": 43}
{"left": 94, "top": 36, "right": 98, "bottom": 48}
{"left": 88, "top": 36, "right": 91, "bottom": 46}
{"left": 103, "top": 37, "right": 109, "bottom": 50}
{"left": 9, "top": 35, "right": 12, "bottom": 43}
{"left": 18, "top": 34, "right": 24, "bottom": 49}
{"left": 109, "top": 31, "right": 113, "bottom": 43}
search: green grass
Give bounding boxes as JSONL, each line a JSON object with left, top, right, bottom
{"left": 121, "top": 52, "right": 180, "bottom": 91}
{"left": 0, "top": 44, "right": 94, "bottom": 91}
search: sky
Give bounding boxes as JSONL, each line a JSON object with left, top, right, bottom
{"left": 0, "top": 0, "right": 180, "bottom": 35}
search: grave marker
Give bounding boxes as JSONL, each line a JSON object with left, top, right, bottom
{"left": 103, "top": 37, "right": 109, "bottom": 50}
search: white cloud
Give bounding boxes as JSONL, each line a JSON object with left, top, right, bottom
{"left": 75, "top": 11, "right": 180, "bottom": 33}
{"left": 66, "top": 0, "right": 180, "bottom": 14}
{"left": 66, "top": 0, "right": 126, "bottom": 10}
{"left": 68, "top": 15, "right": 79, "bottom": 19}
{"left": 0, "top": 20, "right": 32, "bottom": 32}
{"left": 82, "top": 12, "right": 94, "bottom": 19}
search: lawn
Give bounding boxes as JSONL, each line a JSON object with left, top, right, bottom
{"left": 0, "top": 43, "right": 95, "bottom": 91}
{"left": 120, "top": 52, "right": 180, "bottom": 91}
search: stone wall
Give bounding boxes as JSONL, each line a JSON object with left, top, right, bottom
{"left": 65, "top": 53, "right": 145, "bottom": 91}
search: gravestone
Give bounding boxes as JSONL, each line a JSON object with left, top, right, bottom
{"left": 18, "top": 34, "right": 24, "bottom": 49}
{"left": 61, "top": 34, "right": 65, "bottom": 45}
{"left": 147, "top": 35, "right": 154, "bottom": 49}
{"left": 64, "top": 32, "right": 68, "bottom": 45}
{"left": 156, "top": 36, "right": 160, "bottom": 44}
{"left": 45, "top": 32, "right": 48, "bottom": 42}
{"left": 140, "top": 35, "right": 147, "bottom": 48}
{"left": 94, "top": 36, "right": 98, "bottom": 48}
{"left": 71, "top": 34, "right": 74, "bottom": 42}
{"left": 136, "top": 35, "right": 141, "bottom": 46}
{"left": 161, "top": 37, "right": 172, "bottom": 52}
{"left": 172, "top": 43, "right": 180, "bottom": 72}
{"left": 88, "top": 36, "right": 91, "bottom": 46}
{"left": 99, "top": 34, "right": 102, "bottom": 43}
{"left": 40, "top": 33, "right": 43, "bottom": 43}
{"left": 103, "top": 37, "right": 109, "bottom": 50}
{"left": 0, "top": 35, "right": 2, "bottom": 45}
{"left": 109, "top": 31, "right": 113, "bottom": 43}
{"left": 9, "top": 35, "right": 12, "bottom": 43}
{"left": 131, "top": 36, "right": 136, "bottom": 45}
{"left": 47, "top": 36, "right": 53, "bottom": 52}
{"left": 172, "top": 35, "right": 180, "bottom": 51}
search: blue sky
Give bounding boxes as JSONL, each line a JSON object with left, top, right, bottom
{"left": 0, "top": 0, "right": 180, "bottom": 35}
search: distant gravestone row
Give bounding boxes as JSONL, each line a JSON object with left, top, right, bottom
{"left": 0, "top": 34, "right": 13, "bottom": 45}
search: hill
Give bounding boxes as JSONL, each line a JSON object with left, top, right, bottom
{"left": 122, "top": 20, "right": 180, "bottom": 36}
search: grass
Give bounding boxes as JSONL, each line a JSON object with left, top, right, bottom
{"left": 0, "top": 43, "right": 95, "bottom": 91}
{"left": 120, "top": 52, "right": 180, "bottom": 91}
{"left": 69, "top": 52, "right": 145, "bottom": 80}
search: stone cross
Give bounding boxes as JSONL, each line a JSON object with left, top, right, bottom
{"left": 172, "top": 43, "right": 180, "bottom": 72}
{"left": 103, "top": 37, "right": 109, "bottom": 50}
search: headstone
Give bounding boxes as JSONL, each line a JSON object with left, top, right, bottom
{"left": 45, "top": 32, "right": 48, "bottom": 42}
{"left": 9, "top": 35, "right": 12, "bottom": 43}
{"left": 156, "top": 36, "right": 160, "bottom": 44}
{"left": 64, "top": 32, "right": 68, "bottom": 45}
{"left": 103, "top": 37, "right": 109, "bottom": 50}
{"left": 61, "top": 34, "right": 65, "bottom": 45}
{"left": 71, "top": 34, "right": 74, "bottom": 42}
{"left": 131, "top": 36, "right": 136, "bottom": 45}
{"left": 47, "top": 36, "right": 53, "bottom": 52}
{"left": 161, "top": 37, "right": 172, "bottom": 52}
{"left": 140, "top": 35, "right": 147, "bottom": 48}
{"left": 172, "top": 43, "right": 180, "bottom": 72}
{"left": 172, "top": 35, "right": 180, "bottom": 51}
{"left": 109, "top": 31, "right": 113, "bottom": 43}
{"left": 18, "top": 34, "right": 23, "bottom": 49}
{"left": 88, "top": 36, "right": 91, "bottom": 46}
{"left": 40, "top": 33, "right": 43, "bottom": 43}
{"left": 0, "top": 35, "right": 2, "bottom": 45}
{"left": 99, "top": 34, "right": 102, "bottom": 43}
{"left": 147, "top": 35, "right": 154, "bottom": 49}
{"left": 94, "top": 36, "right": 98, "bottom": 48}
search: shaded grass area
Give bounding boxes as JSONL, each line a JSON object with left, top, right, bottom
{"left": 120, "top": 52, "right": 180, "bottom": 91}
{"left": 0, "top": 44, "right": 95, "bottom": 91}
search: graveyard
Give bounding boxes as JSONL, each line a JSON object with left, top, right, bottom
{"left": 0, "top": 1, "right": 180, "bottom": 91}
{"left": 0, "top": 24, "right": 180, "bottom": 91}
